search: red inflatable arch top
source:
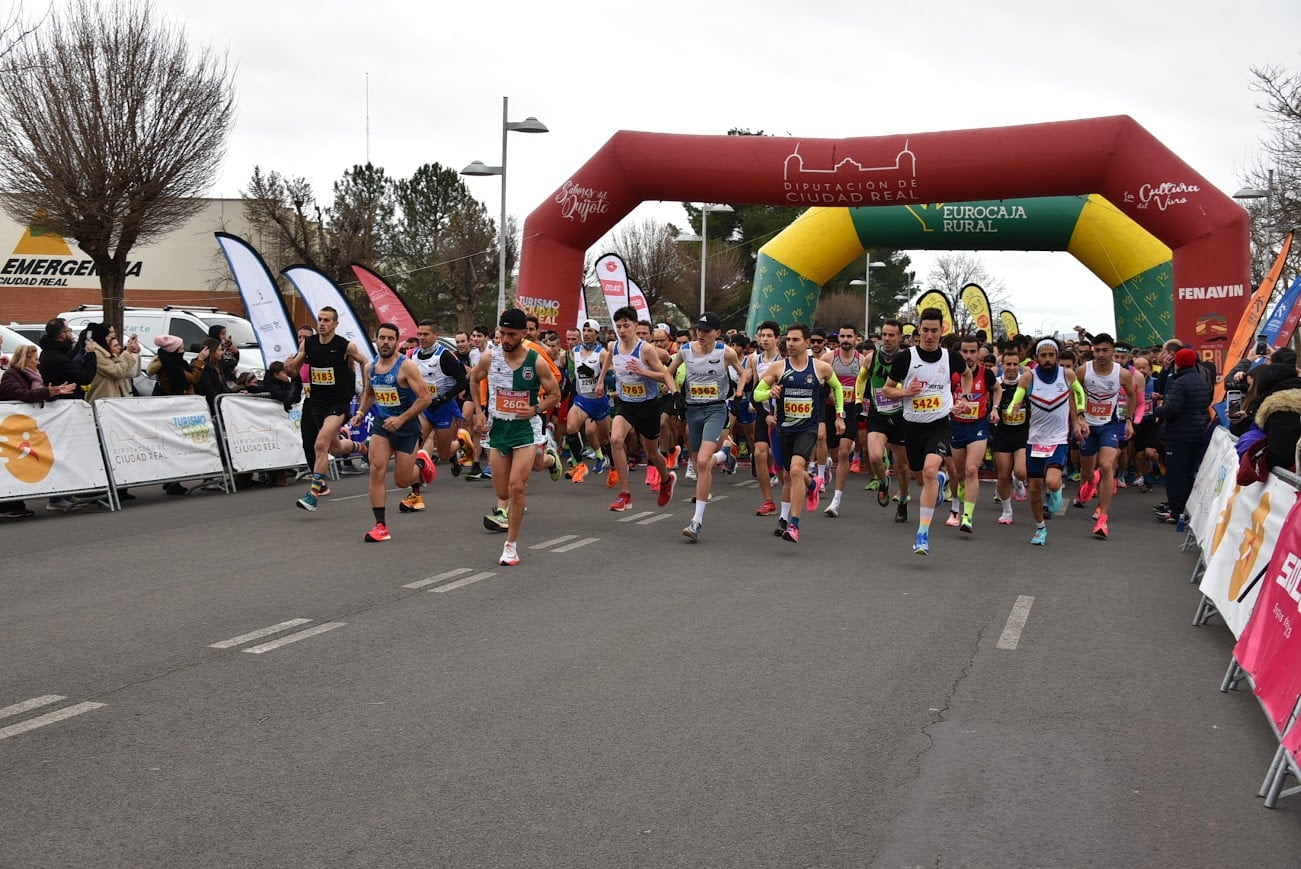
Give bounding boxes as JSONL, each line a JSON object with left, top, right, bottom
{"left": 519, "top": 115, "right": 1248, "bottom": 365}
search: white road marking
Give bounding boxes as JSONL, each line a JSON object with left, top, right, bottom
{"left": 733, "top": 479, "right": 758, "bottom": 488}
{"left": 403, "top": 568, "right": 474, "bottom": 590}
{"left": 330, "top": 487, "right": 403, "bottom": 503}
{"left": 996, "top": 595, "right": 1035, "bottom": 650}
{"left": 530, "top": 535, "right": 580, "bottom": 550}
{"left": 209, "top": 619, "right": 313, "bottom": 649}
{"left": 431, "top": 571, "right": 497, "bottom": 593}
{"left": 0, "top": 702, "right": 105, "bottom": 741}
{"left": 619, "top": 510, "right": 657, "bottom": 523}
{"left": 637, "top": 513, "right": 677, "bottom": 525}
{"left": 242, "top": 622, "right": 346, "bottom": 654}
{"left": 551, "top": 537, "right": 600, "bottom": 553}
{"left": 0, "top": 695, "right": 65, "bottom": 720}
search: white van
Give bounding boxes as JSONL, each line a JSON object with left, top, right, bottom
{"left": 58, "top": 306, "right": 264, "bottom": 393}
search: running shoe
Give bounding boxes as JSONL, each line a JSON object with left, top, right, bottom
{"left": 1152, "top": 502, "right": 1170, "bottom": 514}
{"left": 570, "top": 462, "right": 588, "bottom": 484}
{"left": 685, "top": 462, "right": 697, "bottom": 480}
{"left": 657, "top": 471, "right": 677, "bottom": 507}
{"left": 593, "top": 455, "right": 609, "bottom": 475}
{"left": 864, "top": 478, "right": 881, "bottom": 491}
{"left": 1068, "top": 470, "right": 1081, "bottom": 482}
{"left": 998, "top": 512, "right": 1014, "bottom": 526}
{"left": 913, "top": 531, "right": 930, "bottom": 556}
{"left": 723, "top": 445, "right": 737, "bottom": 475}
{"left": 1046, "top": 487, "right": 1063, "bottom": 515}
{"left": 610, "top": 492, "right": 633, "bottom": 512}
{"left": 876, "top": 477, "right": 890, "bottom": 507}
{"left": 1139, "top": 482, "right": 1153, "bottom": 494}
{"left": 666, "top": 445, "right": 681, "bottom": 469}
{"left": 457, "top": 428, "right": 475, "bottom": 458}
{"left": 499, "top": 545, "right": 520, "bottom": 566}
{"left": 450, "top": 454, "right": 462, "bottom": 477}
{"left": 850, "top": 456, "right": 862, "bottom": 474}
{"left": 606, "top": 468, "right": 619, "bottom": 489}
{"left": 782, "top": 524, "right": 800, "bottom": 543}
{"left": 1013, "top": 479, "right": 1027, "bottom": 502}
{"left": 546, "top": 447, "right": 563, "bottom": 481}
{"left": 960, "top": 519, "right": 973, "bottom": 534}
{"left": 399, "top": 491, "right": 425, "bottom": 512}
{"left": 756, "top": 500, "right": 778, "bottom": 516}
{"left": 945, "top": 512, "right": 961, "bottom": 527}
{"left": 774, "top": 517, "right": 788, "bottom": 537}
{"left": 416, "top": 449, "right": 437, "bottom": 485}
{"left": 364, "top": 521, "right": 391, "bottom": 542}
{"left": 936, "top": 471, "right": 949, "bottom": 505}
{"left": 806, "top": 476, "right": 823, "bottom": 512}
{"left": 480, "top": 464, "right": 492, "bottom": 480}
{"left": 824, "top": 502, "right": 839, "bottom": 518}
{"left": 1093, "top": 515, "right": 1109, "bottom": 539}
{"left": 1030, "top": 526, "right": 1048, "bottom": 546}
{"left": 483, "top": 506, "right": 509, "bottom": 532}
{"left": 682, "top": 520, "right": 702, "bottom": 542}
{"left": 895, "top": 498, "right": 909, "bottom": 523}
{"left": 645, "top": 464, "right": 660, "bottom": 489}
{"left": 1116, "top": 478, "right": 1127, "bottom": 490}
{"left": 296, "top": 491, "right": 318, "bottom": 512}
{"left": 464, "top": 466, "right": 485, "bottom": 481}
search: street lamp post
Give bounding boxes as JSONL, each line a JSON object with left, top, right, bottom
{"left": 848, "top": 257, "right": 887, "bottom": 335}
{"left": 675, "top": 203, "right": 734, "bottom": 316}
{"left": 461, "top": 96, "right": 549, "bottom": 322}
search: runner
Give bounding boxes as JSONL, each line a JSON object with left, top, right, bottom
{"left": 823, "top": 324, "right": 863, "bottom": 518}
{"left": 751, "top": 323, "right": 844, "bottom": 543}
{"left": 989, "top": 344, "right": 1029, "bottom": 525}
{"left": 879, "top": 307, "right": 972, "bottom": 556}
{"left": 747, "top": 321, "right": 785, "bottom": 517}
{"left": 858, "top": 319, "right": 912, "bottom": 522}
{"left": 1072, "top": 333, "right": 1137, "bottom": 539}
{"left": 348, "top": 323, "right": 434, "bottom": 541}
{"left": 945, "top": 334, "right": 997, "bottom": 533}
{"left": 563, "top": 318, "right": 613, "bottom": 483}
{"left": 397, "top": 320, "right": 470, "bottom": 514}
{"left": 668, "top": 311, "right": 745, "bottom": 541}
{"left": 467, "top": 308, "right": 564, "bottom": 566}
{"left": 285, "top": 306, "right": 372, "bottom": 513}
{"left": 597, "top": 305, "right": 676, "bottom": 512}
{"left": 1003, "top": 338, "right": 1088, "bottom": 545}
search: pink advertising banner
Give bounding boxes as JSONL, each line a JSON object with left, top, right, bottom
{"left": 351, "top": 263, "right": 418, "bottom": 341}
{"left": 1233, "top": 491, "right": 1301, "bottom": 736}
{"left": 593, "top": 253, "right": 629, "bottom": 324}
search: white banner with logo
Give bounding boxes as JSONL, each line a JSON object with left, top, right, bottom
{"left": 283, "top": 265, "right": 375, "bottom": 363}
{"left": 1198, "top": 471, "right": 1296, "bottom": 637}
{"left": 0, "top": 400, "right": 111, "bottom": 499}
{"left": 629, "top": 278, "right": 650, "bottom": 321}
{"left": 215, "top": 233, "right": 299, "bottom": 370}
{"left": 216, "top": 394, "right": 305, "bottom": 473}
{"left": 1187, "top": 426, "right": 1239, "bottom": 546}
{"left": 93, "top": 396, "right": 226, "bottom": 486}
{"left": 593, "top": 253, "right": 629, "bottom": 324}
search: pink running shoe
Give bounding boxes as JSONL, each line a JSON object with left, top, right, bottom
{"left": 806, "top": 476, "right": 823, "bottom": 512}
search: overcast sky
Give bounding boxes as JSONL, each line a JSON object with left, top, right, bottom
{"left": 163, "top": 0, "right": 1300, "bottom": 335}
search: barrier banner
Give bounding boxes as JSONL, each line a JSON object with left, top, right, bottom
{"left": 1199, "top": 473, "right": 1295, "bottom": 637}
{"left": 94, "top": 396, "right": 226, "bottom": 486}
{"left": 217, "top": 395, "right": 305, "bottom": 473}
{"left": 1187, "top": 426, "right": 1238, "bottom": 545}
{"left": 1234, "top": 492, "right": 1301, "bottom": 735}
{"left": 0, "top": 400, "right": 110, "bottom": 500}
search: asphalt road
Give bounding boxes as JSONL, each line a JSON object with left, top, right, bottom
{"left": 2, "top": 463, "right": 1299, "bottom": 868}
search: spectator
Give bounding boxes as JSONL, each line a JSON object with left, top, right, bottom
{"left": 1253, "top": 362, "right": 1301, "bottom": 472}
{"left": 195, "top": 337, "right": 231, "bottom": 413}
{"left": 148, "top": 334, "right": 208, "bottom": 396}
{"left": 37, "top": 318, "right": 96, "bottom": 399}
{"left": 86, "top": 325, "right": 141, "bottom": 402}
{"left": 1152, "top": 348, "right": 1212, "bottom": 525}
{"left": 263, "top": 360, "right": 302, "bottom": 411}
{"left": 208, "top": 325, "right": 240, "bottom": 385}
{"left": 0, "top": 344, "right": 79, "bottom": 516}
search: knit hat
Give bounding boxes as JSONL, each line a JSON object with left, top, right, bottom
{"left": 154, "top": 334, "right": 183, "bottom": 353}
{"left": 88, "top": 322, "right": 112, "bottom": 348}
{"left": 1174, "top": 348, "right": 1198, "bottom": 369}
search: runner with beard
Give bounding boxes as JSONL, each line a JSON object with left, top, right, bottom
{"left": 748, "top": 321, "right": 784, "bottom": 517}
{"left": 944, "top": 334, "right": 997, "bottom": 534}
{"left": 467, "top": 308, "right": 564, "bottom": 566}
{"left": 989, "top": 345, "right": 1029, "bottom": 525}
{"left": 1071, "top": 333, "right": 1137, "bottom": 539}
{"left": 859, "top": 320, "right": 912, "bottom": 522}
{"left": 1003, "top": 338, "right": 1088, "bottom": 546}
{"left": 823, "top": 324, "right": 863, "bottom": 518}
{"left": 349, "top": 323, "right": 434, "bottom": 542}
{"left": 562, "top": 319, "right": 612, "bottom": 483}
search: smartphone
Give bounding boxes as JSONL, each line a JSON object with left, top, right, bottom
{"left": 1227, "top": 395, "right": 1243, "bottom": 416}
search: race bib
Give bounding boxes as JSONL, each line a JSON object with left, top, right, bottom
{"left": 1002, "top": 407, "right": 1026, "bottom": 425}
{"left": 1030, "top": 443, "right": 1057, "bottom": 458}
{"left": 873, "top": 388, "right": 902, "bottom": 413}
{"left": 577, "top": 375, "right": 598, "bottom": 395}
{"left": 425, "top": 382, "right": 439, "bottom": 397}
{"left": 495, "top": 389, "right": 531, "bottom": 419}
{"left": 1085, "top": 399, "right": 1113, "bottom": 418}
{"left": 689, "top": 383, "right": 720, "bottom": 401}
{"left": 310, "top": 367, "right": 336, "bottom": 386}
{"left": 953, "top": 401, "right": 981, "bottom": 421}
{"left": 911, "top": 394, "right": 942, "bottom": 413}
{"left": 620, "top": 382, "right": 647, "bottom": 399}
{"left": 374, "top": 386, "right": 401, "bottom": 407}
{"left": 783, "top": 396, "right": 813, "bottom": 419}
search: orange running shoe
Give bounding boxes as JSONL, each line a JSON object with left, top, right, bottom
{"left": 399, "top": 491, "right": 425, "bottom": 512}
{"left": 570, "top": 462, "right": 588, "bottom": 484}
{"left": 606, "top": 468, "right": 619, "bottom": 488}
{"left": 666, "top": 445, "right": 681, "bottom": 469}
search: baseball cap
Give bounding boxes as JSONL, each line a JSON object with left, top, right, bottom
{"left": 694, "top": 311, "right": 723, "bottom": 331}
{"left": 580, "top": 318, "right": 601, "bottom": 331}
{"left": 499, "top": 308, "right": 528, "bottom": 330}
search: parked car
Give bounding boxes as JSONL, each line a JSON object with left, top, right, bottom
{"left": 5, "top": 322, "right": 46, "bottom": 344}
{"left": 0, "top": 324, "right": 37, "bottom": 371}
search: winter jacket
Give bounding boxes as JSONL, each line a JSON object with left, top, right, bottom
{"left": 37, "top": 335, "right": 96, "bottom": 398}
{"left": 264, "top": 375, "right": 302, "bottom": 411}
{"left": 146, "top": 354, "right": 206, "bottom": 395}
{"left": 1153, "top": 366, "right": 1212, "bottom": 443}
{"left": 0, "top": 365, "right": 56, "bottom": 403}
{"left": 1254, "top": 376, "right": 1301, "bottom": 472}
{"left": 85, "top": 346, "right": 140, "bottom": 402}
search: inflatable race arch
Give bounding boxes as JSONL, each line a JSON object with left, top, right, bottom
{"left": 520, "top": 116, "right": 1249, "bottom": 370}
{"left": 749, "top": 195, "right": 1173, "bottom": 346}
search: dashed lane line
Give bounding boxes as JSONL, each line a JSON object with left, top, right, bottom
{"left": 530, "top": 535, "right": 580, "bottom": 550}
{"left": 0, "top": 702, "right": 106, "bottom": 741}
{"left": 0, "top": 695, "right": 65, "bottom": 720}
{"left": 242, "top": 622, "right": 346, "bottom": 654}
{"left": 430, "top": 571, "right": 497, "bottom": 593}
{"left": 618, "top": 510, "right": 658, "bottom": 523}
{"left": 996, "top": 595, "right": 1035, "bottom": 650}
{"left": 209, "top": 619, "right": 314, "bottom": 649}
{"left": 550, "top": 537, "right": 600, "bottom": 553}
{"left": 403, "top": 568, "right": 474, "bottom": 590}
{"left": 637, "top": 513, "right": 677, "bottom": 525}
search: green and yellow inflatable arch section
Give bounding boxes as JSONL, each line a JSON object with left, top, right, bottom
{"left": 745, "top": 195, "right": 1172, "bottom": 346}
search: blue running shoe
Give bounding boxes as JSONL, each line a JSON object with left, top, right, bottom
{"left": 296, "top": 491, "right": 318, "bottom": 512}
{"left": 913, "top": 530, "right": 930, "bottom": 556}
{"left": 593, "top": 455, "right": 608, "bottom": 475}
{"left": 1046, "top": 487, "right": 1063, "bottom": 515}
{"left": 935, "top": 471, "right": 949, "bottom": 507}
{"left": 1031, "top": 526, "right": 1048, "bottom": 546}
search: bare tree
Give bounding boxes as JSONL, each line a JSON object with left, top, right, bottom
{"left": 924, "top": 253, "right": 1012, "bottom": 334}
{"left": 607, "top": 218, "right": 693, "bottom": 312}
{"left": 0, "top": 2, "right": 43, "bottom": 63}
{"left": 1241, "top": 65, "right": 1301, "bottom": 284}
{"left": 0, "top": 0, "right": 234, "bottom": 336}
